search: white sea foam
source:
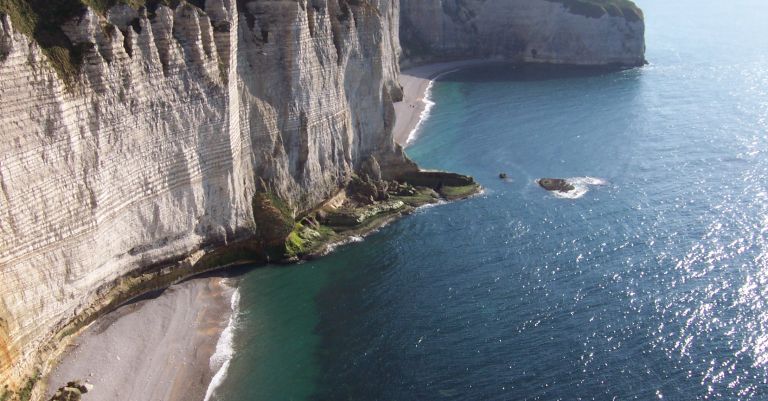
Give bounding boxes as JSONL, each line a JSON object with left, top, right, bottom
{"left": 323, "top": 234, "right": 370, "bottom": 254}
{"left": 406, "top": 68, "right": 462, "bottom": 145}
{"left": 348, "top": 235, "right": 365, "bottom": 243}
{"left": 406, "top": 81, "right": 436, "bottom": 146}
{"left": 414, "top": 199, "right": 448, "bottom": 212}
{"left": 203, "top": 286, "right": 241, "bottom": 401}
{"left": 550, "top": 177, "right": 608, "bottom": 199}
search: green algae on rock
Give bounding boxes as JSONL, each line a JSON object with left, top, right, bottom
{"left": 276, "top": 171, "right": 481, "bottom": 260}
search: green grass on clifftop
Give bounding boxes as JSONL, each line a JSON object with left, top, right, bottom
{"left": 82, "top": 0, "right": 205, "bottom": 14}
{"left": 547, "top": 0, "right": 643, "bottom": 22}
{"left": 0, "top": 0, "right": 90, "bottom": 84}
{"left": 0, "top": 0, "right": 205, "bottom": 84}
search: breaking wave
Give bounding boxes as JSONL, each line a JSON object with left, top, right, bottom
{"left": 549, "top": 177, "right": 608, "bottom": 199}
{"left": 203, "top": 286, "right": 240, "bottom": 401}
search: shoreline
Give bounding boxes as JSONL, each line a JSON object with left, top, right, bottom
{"left": 393, "top": 60, "right": 492, "bottom": 147}
{"left": 203, "top": 286, "right": 240, "bottom": 401}
{"left": 38, "top": 61, "right": 494, "bottom": 401}
{"left": 45, "top": 277, "right": 236, "bottom": 401}
{"left": 39, "top": 174, "right": 482, "bottom": 401}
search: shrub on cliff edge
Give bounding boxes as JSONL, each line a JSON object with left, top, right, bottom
{"left": 0, "top": 0, "right": 88, "bottom": 85}
{"left": 0, "top": 0, "right": 207, "bottom": 85}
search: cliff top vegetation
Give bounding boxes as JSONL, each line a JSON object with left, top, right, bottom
{"left": 548, "top": 0, "right": 643, "bottom": 22}
{"left": 0, "top": 0, "right": 204, "bottom": 84}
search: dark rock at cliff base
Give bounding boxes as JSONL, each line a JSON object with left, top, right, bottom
{"left": 49, "top": 381, "right": 92, "bottom": 401}
{"left": 538, "top": 178, "right": 575, "bottom": 192}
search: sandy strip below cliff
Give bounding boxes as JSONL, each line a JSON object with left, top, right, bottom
{"left": 393, "top": 60, "right": 493, "bottom": 147}
{"left": 45, "top": 277, "right": 234, "bottom": 401}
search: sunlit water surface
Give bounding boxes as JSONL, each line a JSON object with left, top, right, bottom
{"left": 214, "top": 1, "right": 768, "bottom": 399}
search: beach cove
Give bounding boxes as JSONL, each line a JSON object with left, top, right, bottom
{"left": 41, "top": 59, "right": 475, "bottom": 401}
{"left": 38, "top": 1, "right": 768, "bottom": 399}
{"left": 210, "top": 1, "right": 768, "bottom": 399}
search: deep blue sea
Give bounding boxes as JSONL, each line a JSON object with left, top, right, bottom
{"left": 211, "top": 1, "right": 768, "bottom": 399}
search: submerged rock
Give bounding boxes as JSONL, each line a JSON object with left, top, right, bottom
{"left": 538, "top": 178, "right": 575, "bottom": 192}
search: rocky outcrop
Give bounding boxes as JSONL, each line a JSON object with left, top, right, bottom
{"left": 400, "top": 0, "right": 646, "bottom": 67}
{"left": 538, "top": 178, "right": 575, "bottom": 192}
{"left": 0, "top": 0, "right": 408, "bottom": 394}
{"left": 48, "top": 381, "right": 91, "bottom": 401}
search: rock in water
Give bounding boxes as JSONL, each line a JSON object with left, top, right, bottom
{"left": 538, "top": 178, "right": 575, "bottom": 192}
{"left": 49, "top": 381, "right": 90, "bottom": 401}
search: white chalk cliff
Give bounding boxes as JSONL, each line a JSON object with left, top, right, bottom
{"left": 400, "top": 0, "right": 645, "bottom": 67}
{"left": 0, "top": 0, "right": 645, "bottom": 396}
{"left": 0, "top": 0, "right": 406, "bottom": 392}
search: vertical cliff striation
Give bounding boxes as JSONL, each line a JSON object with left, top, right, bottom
{"left": 0, "top": 0, "right": 412, "bottom": 394}
{"left": 399, "top": 0, "right": 645, "bottom": 67}
{"left": 0, "top": 0, "right": 647, "bottom": 397}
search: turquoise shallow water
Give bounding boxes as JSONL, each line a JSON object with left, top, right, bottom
{"left": 213, "top": 0, "right": 768, "bottom": 399}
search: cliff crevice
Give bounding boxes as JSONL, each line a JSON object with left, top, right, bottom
{"left": 0, "top": 0, "right": 405, "bottom": 395}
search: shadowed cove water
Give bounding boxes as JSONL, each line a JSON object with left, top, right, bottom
{"left": 212, "top": 0, "right": 768, "bottom": 399}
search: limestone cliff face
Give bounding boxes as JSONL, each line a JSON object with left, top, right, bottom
{"left": 400, "top": 0, "right": 646, "bottom": 67}
{"left": 0, "top": 0, "right": 648, "bottom": 393}
{"left": 0, "top": 0, "right": 405, "bottom": 389}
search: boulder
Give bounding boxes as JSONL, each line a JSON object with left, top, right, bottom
{"left": 538, "top": 178, "right": 575, "bottom": 192}
{"left": 50, "top": 380, "right": 90, "bottom": 401}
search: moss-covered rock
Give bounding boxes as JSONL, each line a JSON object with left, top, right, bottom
{"left": 283, "top": 222, "right": 338, "bottom": 259}
{"left": 395, "top": 170, "right": 480, "bottom": 201}
{"left": 391, "top": 186, "right": 440, "bottom": 207}
{"left": 251, "top": 191, "right": 295, "bottom": 247}
{"left": 322, "top": 200, "right": 406, "bottom": 227}
{"left": 439, "top": 183, "right": 482, "bottom": 200}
